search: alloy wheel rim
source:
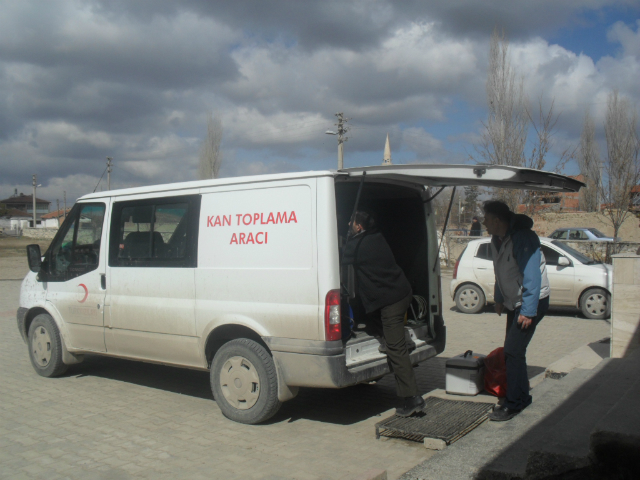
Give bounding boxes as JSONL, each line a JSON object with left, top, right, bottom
{"left": 32, "top": 326, "right": 52, "bottom": 367}
{"left": 219, "top": 356, "right": 260, "bottom": 410}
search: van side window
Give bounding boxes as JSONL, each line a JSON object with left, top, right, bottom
{"left": 44, "top": 203, "right": 106, "bottom": 281}
{"left": 109, "top": 196, "right": 200, "bottom": 268}
{"left": 475, "top": 243, "right": 493, "bottom": 261}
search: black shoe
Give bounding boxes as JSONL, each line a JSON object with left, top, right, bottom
{"left": 488, "top": 407, "right": 521, "bottom": 422}
{"left": 492, "top": 399, "right": 505, "bottom": 412}
{"left": 377, "top": 338, "right": 387, "bottom": 353}
{"left": 395, "top": 396, "right": 425, "bottom": 417}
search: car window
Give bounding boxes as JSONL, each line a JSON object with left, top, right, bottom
{"left": 588, "top": 228, "right": 606, "bottom": 238}
{"left": 551, "top": 230, "right": 567, "bottom": 239}
{"left": 575, "top": 230, "right": 589, "bottom": 240}
{"left": 474, "top": 242, "right": 493, "bottom": 260}
{"left": 541, "top": 245, "right": 562, "bottom": 266}
{"left": 43, "top": 203, "right": 106, "bottom": 281}
{"left": 109, "top": 195, "right": 200, "bottom": 268}
{"left": 551, "top": 240, "right": 594, "bottom": 264}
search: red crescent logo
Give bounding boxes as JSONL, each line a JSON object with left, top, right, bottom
{"left": 78, "top": 284, "right": 89, "bottom": 303}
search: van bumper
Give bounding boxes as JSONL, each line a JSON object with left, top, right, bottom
{"left": 272, "top": 342, "right": 438, "bottom": 389}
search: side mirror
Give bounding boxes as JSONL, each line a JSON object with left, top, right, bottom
{"left": 558, "top": 256, "right": 571, "bottom": 267}
{"left": 26, "top": 244, "right": 42, "bottom": 272}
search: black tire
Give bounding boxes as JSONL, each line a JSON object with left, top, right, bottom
{"left": 210, "top": 338, "right": 281, "bottom": 424}
{"left": 28, "top": 313, "right": 68, "bottom": 377}
{"left": 455, "top": 284, "right": 486, "bottom": 314}
{"left": 580, "top": 288, "right": 611, "bottom": 320}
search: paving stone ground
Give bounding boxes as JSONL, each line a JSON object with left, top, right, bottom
{"left": 0, "top": 256, "right": 610, "bottom": 479}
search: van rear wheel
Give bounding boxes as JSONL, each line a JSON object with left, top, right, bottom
{"left": 455, "top": 284, "right": 485, "bottom": 314}
{"left": 210, "top": 338, "right": 281, "bottom": 424}
{"left": 28, "top": 313, "right": 68, "bottom": 377}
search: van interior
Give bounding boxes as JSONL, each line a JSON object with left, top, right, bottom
{"left": 334, "top": 179, "right": 433, "bottom": 351}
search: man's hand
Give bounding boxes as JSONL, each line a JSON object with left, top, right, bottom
{"left": 518, "top": 314, "right": 533, "bottom": 329}
{"left": 495, "top": 303, "right": 504, "bottom": 316}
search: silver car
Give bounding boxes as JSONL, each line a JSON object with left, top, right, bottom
{"left": 548, "top": 227, "right": 616, "bottom": 242}
{"left": 450, "top": 237, "right": 612, "bottom": 319}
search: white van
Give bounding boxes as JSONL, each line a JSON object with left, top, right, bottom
{"left": 18, "top": 165, "right": 583, "bottom": 424}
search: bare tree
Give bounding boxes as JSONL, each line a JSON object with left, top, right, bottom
{"left": 521, "top": 97, "right": 576, "bottom": 215}
{"left": 577, "top": 110, "right": 601, "bottom": 212}
{"left": 476, "top": 29, "right": 530, "bottom": 211}
{"left": 198, "top": 112, "right": 223, "bottom": 180}
{"left": 600, "top": 90, "right": 640, "bottom": 240}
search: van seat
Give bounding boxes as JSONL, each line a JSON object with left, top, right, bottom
{"left": 122, "top": 231, "right": 150, "bottom": 258}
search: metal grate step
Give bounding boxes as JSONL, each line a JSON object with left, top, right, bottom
{"left": 375, "top": 397, "right": 493, "bottom": 445}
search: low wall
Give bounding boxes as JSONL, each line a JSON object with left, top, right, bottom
{"left": 22, "top": 228, "right": 58, "bottom": 240}
{"left": 611, "top": 254, "right": 640, "bottom": 358}
{"left": 444, "top": 235, "right": 640, "bottom": 266}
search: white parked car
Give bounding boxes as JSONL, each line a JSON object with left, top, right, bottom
{"left": 450, "top": 237, "right": 612, "bottom": 319}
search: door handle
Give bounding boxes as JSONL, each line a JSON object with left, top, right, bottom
{"left": 101, "top": 274, "right": 106, "bottom": 290}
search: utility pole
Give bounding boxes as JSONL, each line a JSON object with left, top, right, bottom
{"left": 325, "top": 112, "right": 350, "bottom": 170}
{"left": 106, "top": 157, "right": 113, "bottom": 190}
{"left": 32, "top": 175, "right": 37, "bottom": 228}
{"left": 32, "top": 176, "right": 42, "bottom": 227}
{"left": 63, "top": 191, "right": 66, "bottom": 219}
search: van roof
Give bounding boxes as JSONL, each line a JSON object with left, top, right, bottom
{"left": 79, "top": 170, "right": 339, "bottom": 200}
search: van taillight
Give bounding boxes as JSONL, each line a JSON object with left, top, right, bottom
{"left": 453, "top": 259, "right": 460, "bottom": 279}
{"left": 324, "top": 289, "right": 341, "bottom": 341}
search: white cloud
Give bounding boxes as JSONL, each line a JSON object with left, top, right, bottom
{"left": 31, "top": 121, "right": 114, "bottom": 149}
{"left": 1, "top": 0, "right": 640, "bottom": 206}
{"left": 402, "top": 128, "right": 445, "bottom": 158}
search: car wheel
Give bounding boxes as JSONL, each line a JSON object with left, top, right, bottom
{"left": 580, "top": 288, "right": 610, "bottom": 320}
{"left": 28, "top": 313, "right": 68, "bottom": 377}
{"left": 455, "top": 284, "right": 486, "bottom": 314}
{"left": 210, "top": 338, "right": 281, "bottom": 424}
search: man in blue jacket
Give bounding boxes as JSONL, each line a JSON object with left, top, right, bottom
{"left": 482, "top": 200, "right": 550, "bottom": 421}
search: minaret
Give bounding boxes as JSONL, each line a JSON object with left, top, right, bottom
{"left": 382, "top": 133, "right": 392, "bottom": 165}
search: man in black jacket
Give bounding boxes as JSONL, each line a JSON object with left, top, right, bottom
{"left": 342, "top": 211, "right": 425, "bottom": 417}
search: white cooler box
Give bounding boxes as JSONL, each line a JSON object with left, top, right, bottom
{"left": 445, "top": 350, "right": 486, "bottom": 396}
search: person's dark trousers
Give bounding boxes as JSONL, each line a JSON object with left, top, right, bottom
{"left": 503, "top": 296, "right": 550, "bottom": 411}
{"left": 380, "top": 292, "right": 418, "bottom": 397}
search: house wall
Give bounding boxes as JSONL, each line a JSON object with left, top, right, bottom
{"left": 22, "top": 227, "right": 58, "bottom": 239}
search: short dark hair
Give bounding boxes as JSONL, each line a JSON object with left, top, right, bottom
{"left": 353, "top": 210, "right": 375, "bottom": 230}
{"left": 483, "top": 200, "right": 512, "bottom": 224}
{"left": 472, "top": 216, "right": 479, "bottom": 221}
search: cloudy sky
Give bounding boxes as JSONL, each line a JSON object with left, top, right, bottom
{"left": 1, "top": 0, "right": 639, "bottom": 205}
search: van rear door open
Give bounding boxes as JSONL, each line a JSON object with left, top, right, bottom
{"left": 340, "top": 164, "right": 584, "bottom": 193}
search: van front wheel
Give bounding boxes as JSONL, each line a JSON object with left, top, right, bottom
{"left": 210, "top": 338, "right": 281, "bottom": 424}
{"left": 28, "top": 313, "right": 68, "bottom": 377}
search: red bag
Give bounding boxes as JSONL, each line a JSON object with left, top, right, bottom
{"left": 484, "top": 347, "right": 507, "bottom": 398}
